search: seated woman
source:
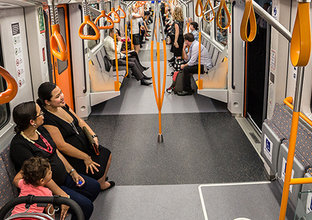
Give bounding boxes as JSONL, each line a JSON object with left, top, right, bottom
{"left": 37, "top": 82, "right": 115, "bottom": 190}
{"left": 10, "top": 101, "right": 100, "bottom": 220}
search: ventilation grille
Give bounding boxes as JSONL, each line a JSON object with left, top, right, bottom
{"left": 249, "top": 132, "right": 260, "bottom": 144}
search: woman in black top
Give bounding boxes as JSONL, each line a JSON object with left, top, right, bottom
{"left": 37, "top": 82, "right": 114, "bottom": 191}
{"left": 172, "top": 6, "right": 184, "bottom": 59}
{"left": 10, "top": 101, "right": 101, "bottom": 220}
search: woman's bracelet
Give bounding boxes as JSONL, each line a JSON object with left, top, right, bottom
{"left": 69, "top": 168, "right": 75, "bottom": 175}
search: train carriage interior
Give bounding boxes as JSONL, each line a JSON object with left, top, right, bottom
{"left": 0, "top": 0, "right": 312, "bottom": 219}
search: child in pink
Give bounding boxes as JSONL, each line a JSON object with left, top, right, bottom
{"left": 11, "top": 157, "right": 53, "bottom": 216}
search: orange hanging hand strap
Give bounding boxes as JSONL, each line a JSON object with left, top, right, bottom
{"left": 94, "top": 10, "right": 114, "bottom": 29}
{"left": 50, "top": 24, "right": 68, "bottom": 61}
{"left": 0, "top": 66, "right": 18, "bottom": 105}
{"left": 116, "top": 6, "right": 126, "bottom": 19}
{"left": 108, "top": 8, "right": 121, "bottom": 24}
{"left": 216, "top": 0, "right": 231, "bottom": 30}
{"left": 240, "top": 0, "right": 256, "bottom": 42}
{"left": 290, "top": 2, "right": 311, "bottom": 67}
{"left": 195, "top": 0, "right": 204, "bottom": 17}
{"left": 79, "top": 15, "right": 100, "bottom": 40}
{"left": 203, "top": 0, "right": 215, "bottom": 22}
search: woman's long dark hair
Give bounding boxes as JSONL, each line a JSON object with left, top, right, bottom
{"left": 13, "top": 101, "right": 37, "bottom": 133}
{"left": 37, "top": 82, "right": 56, "bottom": 108}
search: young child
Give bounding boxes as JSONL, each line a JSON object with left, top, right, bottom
{"left": 11, "top": 157, "right": 54, "bottom": 216}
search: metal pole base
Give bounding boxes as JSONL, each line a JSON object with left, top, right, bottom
{"left": 157, "top": 134, "right": 164, "bottom": 143}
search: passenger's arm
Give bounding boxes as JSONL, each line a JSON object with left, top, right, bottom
{"left": 44, "top": 125, "right": 100, "bottom": 174}
{"left": 182, "top": 42, "right": 188, "bottom": 60}
{"left": 132, "top": 12, "right": 143, "bottom": 19}
{"left": 13, "top": 170, "right": 23, "bottom": 187}
{"left": 56, "top": 149, "right": 85, "bottom": 186}
{"left": 45, "top": 179, "right": 70, "bottom": 220}
{"left": 174, "top": 23, "right": 179, "bottom": 48}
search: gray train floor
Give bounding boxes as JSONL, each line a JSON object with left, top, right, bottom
{"left": 88, "top": 40, "right": 289, "bottom": 220}
{"left": 90, "top": 182, "right": 294, "bottom": 220}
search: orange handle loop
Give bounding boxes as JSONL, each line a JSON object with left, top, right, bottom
{"left": 240, "top": 0, "right": 256, "bottom": 42}
{"left": 50, "top": 24, "right": 67, "bottom": 61}
{"left": 135, "top": 2, "right": 143, "bottom": 8}
{"left": 78, "top": 15, "right": 100, "bottom": 40}
{"left": 0, "top": 66, "right": 18, "bottom": 105}
{"left": 116, "top": 6, "right": 126, "bottom": 19}
{"left": 108, "top": 8, "right": 121, "bottom": 24}
{"left": 290, "top": 2, "right": 311, "bottom": 67}
{"left": 94, "top": 10, "right": 114, "bottom": 29}
{"left": 203, "top": 0, "right": 215, "bottom": 22}
{"left": 195, "top": 0, "right": 204, "bottom": 17}
{"left": 216, "top": 0, "right": 231, "bottom": 30}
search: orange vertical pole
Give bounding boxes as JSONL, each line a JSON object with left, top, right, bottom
{"left": 113, "top": 33, "right": 120, "bottom": 91}
{"left": 157, "top": 41, "right": 161, "bottom": 134}
{"left": 197, "top": 31, "right": 203, "bottom": 89}
{"left": 125, "top": 23, "right": 129, "bottom": 77}
{"left": 130, "top": 20, "right": 134, "bottom": 50}
{"left": 279, "top": 111, "right": 300, "bottom": 220}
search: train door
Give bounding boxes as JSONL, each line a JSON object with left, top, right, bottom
{"left": 245, "top": 1, "right": 272, "bottom": 130}
{"left": 44, "top": 4, "right": 74, "bottom": 110}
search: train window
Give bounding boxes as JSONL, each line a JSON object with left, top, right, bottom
{"left": 57, "top": 7, "right": 68, "bottom": 75}
{"left": 0, "top": 36, "right": 10, "bottom": 129}
{"left": 202, "top": 20, "right": 211, "bottom": 36}
{"left": 214, "top": 0, "right": 228, "bottom": 46}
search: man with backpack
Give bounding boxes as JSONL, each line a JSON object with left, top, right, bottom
{"left": 177, "top": 33, "right": 212, "bottom": 96}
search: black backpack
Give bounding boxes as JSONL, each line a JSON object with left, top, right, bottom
{"left": 166, "top": 70, "right": 184, "bottom": 94}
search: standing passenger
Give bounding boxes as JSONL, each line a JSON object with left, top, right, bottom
{"left": 171, "top": 6, "right": 184, "bottom": 60}
{"left": 131, "top": 5, "right": 144, "bottom": 54}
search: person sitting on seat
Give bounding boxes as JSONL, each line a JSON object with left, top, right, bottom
{"left": 190, "top": 22, "right": 199, "bottom": 41}
{"left": 104, "top": 29, "right": 152, "bottom": 86}
{"left": 179, "top": 33, "right": 212, "bottom": 96}
{"left": 11, "top": 157, "right": 54, "bottom": 218}
{"left": 10, "top": 101, "right": 101, "bottom": 220}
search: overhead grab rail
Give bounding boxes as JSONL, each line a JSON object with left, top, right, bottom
{"left": 78, "top": 0, "right": 100, "bottom": 40}
{"left": 240, "top": 0, "right": 256, "bottom": 42}
{"left": 150, "top": 5, "right": 167, "bottom": 143}
{"left": 0, "top": 66, "right": 18, "bottom": 105}
{"left": 216, "top": 0, "right": 231, "bottom": 30}
{"left": 49, "top": 0, "right": 67, "bottom": 61}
